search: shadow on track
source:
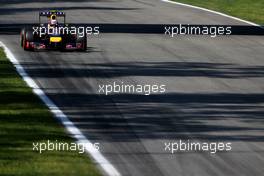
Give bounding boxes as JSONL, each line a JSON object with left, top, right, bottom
{"left": 0, "top": 0, "right": 105, "bottom": 5}
{"left": 46, "top": 92, "right": 264, "bottom": 142}
{"left": 20, "top": 61, "right": 264, "bottom": 78}
{"left": 0, "top": 6, "right": 140, "bottom": 15}
{"left": 15, "top": 60, "right": 264, "bottom": 142}
{"left": 0, "top": 24, "right": 263, "bottom": 35}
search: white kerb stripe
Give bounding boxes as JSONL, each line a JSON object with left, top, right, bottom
{"left": 161, "top": 0, "right": 260, "bottom": 26}
{"left": 0, "top": 41, "right": 121, "bottom": 176}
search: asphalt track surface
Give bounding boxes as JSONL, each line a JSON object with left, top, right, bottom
{"left": 1, "top": 0, "right": 264, "bottom": 176}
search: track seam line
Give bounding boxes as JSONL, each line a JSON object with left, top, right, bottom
{"left": 0, "top": 41, "right": 121, "bottom": 176}
{"left": 161, "top": 0, "right": 260, "bottom": 26}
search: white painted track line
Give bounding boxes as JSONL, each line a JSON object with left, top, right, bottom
{"left": 0, "top": 41, "right": 121, "bottom": 176}
{"left": 161, "top": 0, "right": 260, "bottom": 26}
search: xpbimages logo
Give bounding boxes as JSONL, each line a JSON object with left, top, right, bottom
{"left": 32, "top": 140, "right": 100, "bottom": 154}
{"left": 165, "top": 24, "right": 232, "bottom": 37}
{"left": 98, "top": 82, "right": 166, "bottom": 95}
{"left": 32, "top": 25, "right": 100, "bottom": 37}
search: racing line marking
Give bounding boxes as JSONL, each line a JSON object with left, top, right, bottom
{"left": 0, "top": 41, "right": 121, "bottom": 176}
{"left": 161, "top": 0, "right": 260, "bottom": 26}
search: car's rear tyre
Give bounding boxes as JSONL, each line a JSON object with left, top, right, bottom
{"left": 21, "top": 28, "right": 34, "bottom": 51}
{"left": 20, "top": 28, "right": 25, "bottom": 47}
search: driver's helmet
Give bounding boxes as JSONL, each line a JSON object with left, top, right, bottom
{"left": 49, "top": 15, "right": 58, "bottom": 26}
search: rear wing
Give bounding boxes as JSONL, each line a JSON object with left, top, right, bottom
{"left": 39, "top": 11, "right": 66, "bottom": 24}
{"left": 39, "top": 11, "right": 65, "bottom": 17}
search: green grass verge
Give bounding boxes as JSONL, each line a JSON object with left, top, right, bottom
{"left": 0, "top": 47, "right": 101, "bottom": 176}
{"left": 172, "top": 0, "right": 264, "bottom": 25}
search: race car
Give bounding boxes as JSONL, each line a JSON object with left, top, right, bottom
{"left": 20, "top": 10, "right": 87, "bottom": 51}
